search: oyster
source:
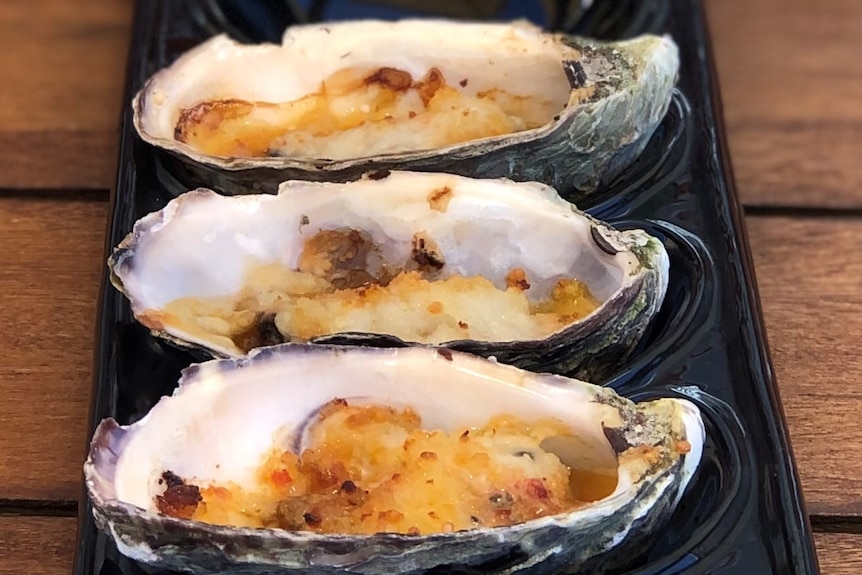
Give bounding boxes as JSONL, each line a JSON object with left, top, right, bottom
{"left": 134, "top": 19, "right": 679, "bottom": 200}
{"left": 85, "top": 344, "right": 705, "bottom": 575}
{"left": 108, "top": 171, "right": 669, "bottom": 380}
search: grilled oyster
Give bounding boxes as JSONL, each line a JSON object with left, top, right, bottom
{"left": 134, "top": 19, "right": 679, "bottom": 200}
{"left": 108, "top": 171, "right": 668, "bottom": 380}
{"left": 85, "top": 344, "right": 704, "bottom": 575}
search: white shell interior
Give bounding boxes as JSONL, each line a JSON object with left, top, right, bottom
{"left": 137, "top": 20, "right": 574, "bottom": 143}
{"left": 108, "top": 348, "right": 701, "bottom": 515}
{"left": 118, "top": 172, "right": 641, "bottom": 315}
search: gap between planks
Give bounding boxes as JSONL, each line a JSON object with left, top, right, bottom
{"left": 0, "top": 499, "right": 77, "bottom": 517}
{"left": 0, "top": 188, "right": 109, "bottom": 202}
{"left": 1, "top": 499, "right": 861, "bottom": 538}
{"left": 5, "top": 188, "right": 862, "bottom": 223}
{"left": 745, "top": 205, "right": 862, "bottom": 220}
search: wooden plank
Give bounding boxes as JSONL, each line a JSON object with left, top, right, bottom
{"left": 747, "top": 216, "right": 862, "bottom": 516}
{"left": 0, "top": 0, "right": 857, "bottom": 202}
{"left": 816, "top": 532, "right": 862, "bottom": 575}
{"left": 0, "top": 201, "right": 858, "bottom": 516}
{"left": 0, "top": 516, "right": 77, "bottom": 575}
{"left": 705, "top": 0, "right": 862, "bottom": 208}
{"left": 0, "top": 197, "right": 107, "bottom": 501}
{"left": 0, "top": 0, "right": 132, "bottom": 190}
{"left": 0, "top": 131, "right": 119, "bottom": 192}
{"left": 0, "top": 515, "right": 856, "bottom": 574}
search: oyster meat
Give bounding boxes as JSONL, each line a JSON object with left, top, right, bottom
{"left": 85, "top": 344, "right": 705, "bottom": 575}
{"left": 134, "top": 19, "right": 679, "bottom": 199}
{"left": 108, "top": 171, "right": 669, "bottom": 380}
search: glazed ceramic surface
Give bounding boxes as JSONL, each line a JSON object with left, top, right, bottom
{"left": 74, "top": 1, "right": 820, "bottom": 574}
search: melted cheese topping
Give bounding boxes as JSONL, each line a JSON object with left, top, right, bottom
{"left": 149, "top": 228, "right": 600, "bottom": 354}
{"left": 155, "top": 401, "right": 619, "bottom": 535}
{"left": 173, "top": 66, "right": 567, "bottom": 160}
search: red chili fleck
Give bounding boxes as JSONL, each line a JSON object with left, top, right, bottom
{"left": 270, "top": 469, "right": 293, "bottom": 487}
{"left": 524, "top": 478, "right": 549, "bottom": 500}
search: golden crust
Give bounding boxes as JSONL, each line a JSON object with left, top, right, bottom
{"left": 173, "top": 66, "right": 556, "bottom": 160}
{"left": 156, "top": 401, "right": 616, "bottom": 535}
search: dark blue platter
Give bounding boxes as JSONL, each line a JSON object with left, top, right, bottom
{"left": 73, "top": 1, "right": 820, "bottom": 574}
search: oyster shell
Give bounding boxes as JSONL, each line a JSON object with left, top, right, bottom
{"left": 134, "top": 19, "right": 679, "bottom": 200}
{"left": 85, "top": 344, "right": 705, "bottom": 575}
{"left": 108, "top": 171, "right": 669, "bottom": 380}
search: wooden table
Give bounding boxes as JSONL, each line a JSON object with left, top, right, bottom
{"left": 1, "top": 1, "right": 860, "bottom": 573}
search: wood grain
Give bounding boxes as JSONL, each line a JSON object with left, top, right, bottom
{"left": 0, "top": 197, "right": 107, "bottom": 501}
{"left": 747, "top": 216, "right": 862, "bottom": 516}
{"left": 0, "top": 0, "right": 132, "bottom": 190}
{"left": 0, "top": 515, "right": 857, "bottom": 574}
{"left": 0, "top": 516, "right": 76, "bottom": 575}
{"left": 0, "top": 0, "right": 857, "bottom": 203}
{"left": 0, "top": 203, "right": 856, "bottom": 520}
{"left": 816, "top": 532, "right": 862, "bottom": 575}
{"left": 705, "top": 0, "right": 862, "bottom": 208}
